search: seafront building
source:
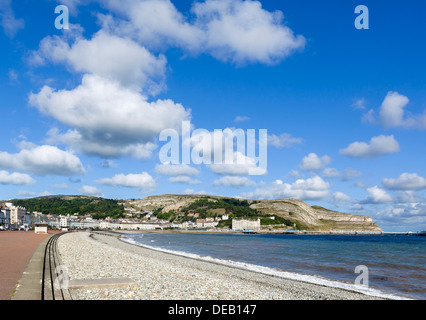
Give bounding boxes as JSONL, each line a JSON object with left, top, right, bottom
{"left": 232, "top": 218, "right": 261, "bottom": 231}
{"left": 0, "top": 202, "right": 30, "bottom": 229}
{"left": 0, "top": 206, "right": 11, "bottom": 227}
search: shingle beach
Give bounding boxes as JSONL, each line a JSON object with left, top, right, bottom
{"left": 57, "top": 231, "right": 383, "bottom": 300}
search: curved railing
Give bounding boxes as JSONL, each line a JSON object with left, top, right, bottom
{"left": 41, "top": 233, "right": 73, "bottom": 300}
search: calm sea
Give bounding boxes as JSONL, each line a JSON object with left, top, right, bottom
{"left": 122, "top": 232, "right": 426, "bottom": 300}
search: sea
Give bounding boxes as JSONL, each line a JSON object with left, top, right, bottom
{"left": 121, "top": 232, "right": 426, "bottom": 300}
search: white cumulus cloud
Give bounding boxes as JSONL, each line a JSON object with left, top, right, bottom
{"left": 362, "top": 186, "right": 393, "bottom": 204}
{"left": 242, "top": 176, "right": 330, "bottom": 200}
{"left": 382, "top": 173, "right": 426, "bottom": 191}
{"left": 0, "top": 171, "right": 35, "bottom": 185}
{"left": 98, "top": 0, "right": 306, "bottom": 65}
{"left": 95, "top": 172, "right": 157, "bottom": 193}
{"left": 32, "top": 30, "right": 167, "bottom": 94}
{"left": 340, "top": 135, "right": 400, "bottom": 158}
{"left": 0, "top": 144, "right": 85, "bottom": 176}
{"left": 29, "top": 74, "right": 191, "bottom": 159}
{"left": 360, "top": 92, "right": 426, "bottom": 130}
{"left": 299, "top": 153, "right": 331, "bottom": 171}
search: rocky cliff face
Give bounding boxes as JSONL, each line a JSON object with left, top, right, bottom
{"left": 126, "top": 194, "right": 382, "bottom": 232}
{"left": 127, "top": 194, "right": 210, "bottom": 213}
{"left": 250, "top": 199, "right": 381, "bottom": 232}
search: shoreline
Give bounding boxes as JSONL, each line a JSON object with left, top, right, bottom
{"left": 57, "top": 231, "right": 405, "bottom": 300}
{"left": 102, "top": 229, "right": 386, "bottom": 236}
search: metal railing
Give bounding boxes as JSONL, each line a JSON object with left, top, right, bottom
{"left": 41, "top": 233, "right": 73, "bottom": 300}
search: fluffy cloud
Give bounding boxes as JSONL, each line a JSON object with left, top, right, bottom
{"left": 379, "top": 92, "right": 410, "bottom": 127}
{"left": 99, "top": 0, "right": 305, "bottom": 65}
{"left": 213, "top": 175, "right": 256, "bottom": 188}
{"left": 192, "top": 0, "right": 306, "bottom": 64}
{"left": 382, "top": 173, "right": 426, "bottom": 191}
{"left": 362, "top": 186, "right": 393, "bottom": 204}
{"left": 0, "top": 171, "right": 35, "bottom": 185}
{"left": 299, "top": 153, "right": 331, "bottom": 171}
{"left": 242, "top": 176, "right": 330, "bottom": 200}
{"left": 32, "top": 30, "right": 167, "bottom": 94}
{"left": 361, "top": 92, "right": 426, "bottom": 129}
{"left": 376, "top": 202, "right": 426, "bottom": 227}
{"left": 100, "top": 0, "right": 204, "bottom": 51}
{"left": 339, "top": 135, "right": 400, "bottom": 158}
{"left": 379, "top": 91, "right": 426, "bottom": 129}
{"left": 0, "top": 144, "right": 85, "bottom": 176}
{"left": 95, "top": 172, "right": 156, "bottom": 193}
{"left": 30, "top": 74, "right": 190, "bottom": 159}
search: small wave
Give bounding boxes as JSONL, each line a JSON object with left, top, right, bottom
{"left": 119, "top": 237, "right": 410, "bottom": 300}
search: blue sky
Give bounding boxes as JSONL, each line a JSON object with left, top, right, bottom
{"left": 1, "top": 0, "right": 426, "bottom": 231}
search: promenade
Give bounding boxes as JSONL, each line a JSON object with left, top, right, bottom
{"left": 0, "top": 230, "right": 52, "bottom": 300}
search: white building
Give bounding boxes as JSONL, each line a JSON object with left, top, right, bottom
{"left": 4, "top": 203, "right": 28, "bottom": 226}
{"left": 0, "top": 207, "right": 11, "bottom": 227}
{"left": 99, "top": 221, "right": 120, "bottom": 229}
{"left": 232, "top": 218, "right": 260, "bottom": 231}
{"left": 60, "top": 216, "right": 69, "bottom": 228}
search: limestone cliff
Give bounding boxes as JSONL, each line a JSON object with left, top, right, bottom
{"left": 250, "top": 199, "right": 381, "bottom": 232}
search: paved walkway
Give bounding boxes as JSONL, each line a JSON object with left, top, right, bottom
{"left": 0, "top": 230, "right": 53, "bottom": 300}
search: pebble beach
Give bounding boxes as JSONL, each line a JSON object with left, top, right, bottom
{"left": 57, "top": 231, "right": 382, "bottom": 300}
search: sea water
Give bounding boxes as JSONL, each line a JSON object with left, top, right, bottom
{"left": 121, "top": 232, "right": 426, "bottom": 300}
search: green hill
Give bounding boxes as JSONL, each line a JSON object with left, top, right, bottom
{"left": 9, "top": 195, "right": 125, "bottom": 219}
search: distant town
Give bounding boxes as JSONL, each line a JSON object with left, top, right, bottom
{"left": 0, "top": 201, "right": 263, "bottom": 232}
